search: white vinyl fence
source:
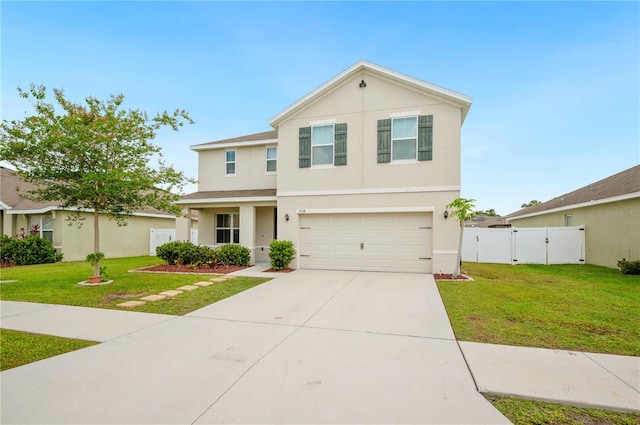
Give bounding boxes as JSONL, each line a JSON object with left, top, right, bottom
{"left": 149, "top": 229, "right": 175, "bottom": 255}
{"left": 149, "top": 228, "right": 199, "bottom": 255}
{"left": 463, "top": 226, "right": 586, "bottom": 265}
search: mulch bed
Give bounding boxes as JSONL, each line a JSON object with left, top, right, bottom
{"left": 137, "top": 264, "right": 248, "bottom": 274}
{"left": 264, "top": 268, "right": 295, "bottom": 273}
{"left": 434, "top": 273, "right": 472, "bottom": 281}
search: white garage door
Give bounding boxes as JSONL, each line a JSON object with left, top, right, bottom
{"left": 299, "top": 213, "right": 432, "bottom": 273}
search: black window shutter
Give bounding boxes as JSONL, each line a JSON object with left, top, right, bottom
{"left": 299, "top": 126, "right": 311, "bottom": 168}
{"left": 418, "top": 115, "right": 433, "bottom": 161}
{"left": 377, "top": 119, "right": 391, "bottom": 163}
{"left": 334, "top": 123, "right": 347, "bottom": 166}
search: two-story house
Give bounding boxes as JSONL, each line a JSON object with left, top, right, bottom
{"left": 177, "top": 60, "right": 472, "bottom": 274}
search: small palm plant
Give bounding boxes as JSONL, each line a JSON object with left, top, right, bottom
{"left": 85, "top": 252, "right": 106, "bottom": 283}
{"left": 446, "top": 197, "right": 476, "bottom": 277}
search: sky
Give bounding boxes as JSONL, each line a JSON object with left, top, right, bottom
{"left": 1, "top": 1, "right": 638, "bottom": 216}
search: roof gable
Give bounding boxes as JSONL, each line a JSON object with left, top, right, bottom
{"left": 508, "top": 165, "right": 640, "bottom": 218}
{"left": 268, "top": 60, "right": 472, "bottom": 128}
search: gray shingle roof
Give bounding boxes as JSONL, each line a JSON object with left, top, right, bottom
{"left": 191, "top": 130, "right": 278, "bottom": 150}
{"left": 180, "top": 189, "right": 277, "bottom": 201}
{"left": 0, "top": 166, "right": 174, "bottom": 217}
{"left": 507, "top": 165, "right": 640, "bottom": 218}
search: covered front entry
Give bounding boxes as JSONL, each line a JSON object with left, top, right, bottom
{"left": 299, "top": 212, "right": 433, "bottom": 273}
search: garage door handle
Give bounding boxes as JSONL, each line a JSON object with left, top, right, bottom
{"left": 300, "top": 254, "right": 311, "bottom": 257}
{"left": 419, "top": 257, "right": 432, "bottom": 260}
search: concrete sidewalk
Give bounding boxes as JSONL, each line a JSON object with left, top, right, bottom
{"left": 1, "top": 270, "right": 639, "bottom": 423}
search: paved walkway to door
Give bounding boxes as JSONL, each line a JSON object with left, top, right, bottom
{"left": 1, "top": 269, "right": 638, "bottom": 424}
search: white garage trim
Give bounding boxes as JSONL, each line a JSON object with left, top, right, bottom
{"left": 297, "top": 206, "right": 435, "bottom": 214}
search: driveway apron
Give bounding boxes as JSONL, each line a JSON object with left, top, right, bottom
{"left": 1, "top": 270, "right": 509, "bottom": 424}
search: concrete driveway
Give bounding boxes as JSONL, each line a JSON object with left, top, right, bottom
{"left": 1, "top": 270, "right": 509, "bottom": 424}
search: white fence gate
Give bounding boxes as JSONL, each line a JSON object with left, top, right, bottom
{"left": 463, "top": 226, "right": 586, "bottom": 265}
{"left": 149, "top": 229, "right": 176, "bottom": 256}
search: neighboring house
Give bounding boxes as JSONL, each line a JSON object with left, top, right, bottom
{"left": 177, "top": 60, "right": 472, "bottom": 274}
{"left": 465, "top": 215, "right": 511, "bottom": 228}
{"left": 1, "top": 166, "right": 176, "bottom": 261}
{"left": 507, "top": 165, "right": 640, "bottom": 269}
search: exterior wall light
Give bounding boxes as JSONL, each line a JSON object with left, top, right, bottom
{"left": 285, "top": 213, "right": 290, "bottom": 222}
{"left": 443, "top": 210, "right": 449, "bottom": 220}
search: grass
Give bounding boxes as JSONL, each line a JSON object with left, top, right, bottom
{"left": 0, "top": 256, "right": 270, "bottom": 315}
{"left": 0, "top": 329, "right": 98, "bottom": 371}
{"left": 436, "top": 263, "right": 640, "bottom": 356}
{"left": 486, "top": 395, "right": 640, "bottom": 425}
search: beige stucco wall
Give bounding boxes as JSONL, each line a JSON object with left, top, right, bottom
{"left": 197, "top": 144, "right": 277, "bottom": 192}
{"left": 46, "top": 211, "right": 175, "bottom": 262}
{"left": 509, "top": 197, "right": 640, "bottom": 268}
{"left": 276, "top": 71, "right": 461, "bottom": 194}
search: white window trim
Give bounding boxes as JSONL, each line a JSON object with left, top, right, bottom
{"left": 311, "top": 123, "right": 335, "bottom": 167}
{"left": 29, "top": 215, "right": 54, "bottom": 241}
{"left": 225, "top": 150, "right": 236, "bottom": 176}
{"left": 265, "top": 146, "right": 277, "bottom": 174}
{"left": 391, "top": 116, "right": 418, "bottom": 162}
{"left": 215, "top": 212, "right": 240, "bottom": 244}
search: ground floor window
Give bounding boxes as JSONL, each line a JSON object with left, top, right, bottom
{"left": 216, "top": 213, "right": 239, "bottom": 244}
{"left": 29, "top": 215, "right": 53, "bottom": 242}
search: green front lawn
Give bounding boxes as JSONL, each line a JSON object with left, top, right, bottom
{"left": 0, "top": 329, "right": 98, "bottom": 371}
{"left": 487, "top": 395, "right": 640, "bottom": 425}
{"left": 0, "top": 256, "right": 269, "bottom": 315}
{"left": 437, "top": 263, "right": 640, "bottom": 356}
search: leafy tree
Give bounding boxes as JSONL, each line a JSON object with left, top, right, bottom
{"left": 521, "top": 200, "right": 541, "bottom": 208}
{"left": 446, "top": 197, "right": 476, "bottom": 277}
{"left": 0, "top": 84, "right": 194, "bottom": 279}
{"left": 474, "top": 208, "right": 499, "bottom": 217}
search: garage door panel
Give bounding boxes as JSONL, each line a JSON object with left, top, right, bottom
{"left": 300, "top": 213, "right": 432, "bottom": 273}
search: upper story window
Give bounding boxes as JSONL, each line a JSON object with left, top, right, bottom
{"left": 392, "top": 117, "right": 417, "bottom": 161}
{"left": 312, "top": 125, "right": 334, "bottom": 166}
{"left": 377, "top": 115, "right": 433, "bottom": 163}
{"left": 225, "top": 150, "right": 236, "bottom": 175}
{"left": 266, "top": 147, "right": 277, "bottom": 172}
{"left": 299, "top": 123, "right": 347, "bottom": 168}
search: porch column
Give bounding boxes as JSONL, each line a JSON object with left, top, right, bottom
{"left": 2, "top": 212, "right": 15, "bottom": 237}
{"left": 239, "top": 205, "right": 256, "bottom": 265}
{"left": 175, "top": 208, "right": 192, "bottom": 242}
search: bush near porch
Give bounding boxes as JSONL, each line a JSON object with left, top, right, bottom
{"left": 437, "top": 263, "right": 640, "bottom": 356}
{"left": 155, "top": 241, "right": 251, "bottom": 268}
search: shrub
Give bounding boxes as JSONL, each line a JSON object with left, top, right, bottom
{"left": 617, "top": 259, "right": 640, "bottom": 275}
{"left": 156, "top": 241, "right": 216, "bottom": 266}
{"left": 268, "top": 239, "right": 296, "bottom": 271}
{"left": 0, "top": 235, "right": 57, "bottom": 266}
{"left": 217, "top": 244, "right": 250, "bottom": 266}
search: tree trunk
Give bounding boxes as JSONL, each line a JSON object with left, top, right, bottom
{"left": 93, "top": 210, "right": 100, "bottom": 277}
{"left": 455, "top": 221, "right": 464, "bottom": 277}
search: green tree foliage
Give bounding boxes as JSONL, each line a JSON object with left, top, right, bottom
{"left": 446, "top": 197, "right": 476, "bottom": 277}
{"left": 0, "top": 84, "right": 194, "bottom": 277}
{"left": 521, "top": 200, "right": 541, "bottom": 208}
{"left": 474, "top": 209, "right": 499, "bottom": 217}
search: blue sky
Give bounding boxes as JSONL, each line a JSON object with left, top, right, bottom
{"left": 2, "top": 1, "right": 638, "bottom": 215}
